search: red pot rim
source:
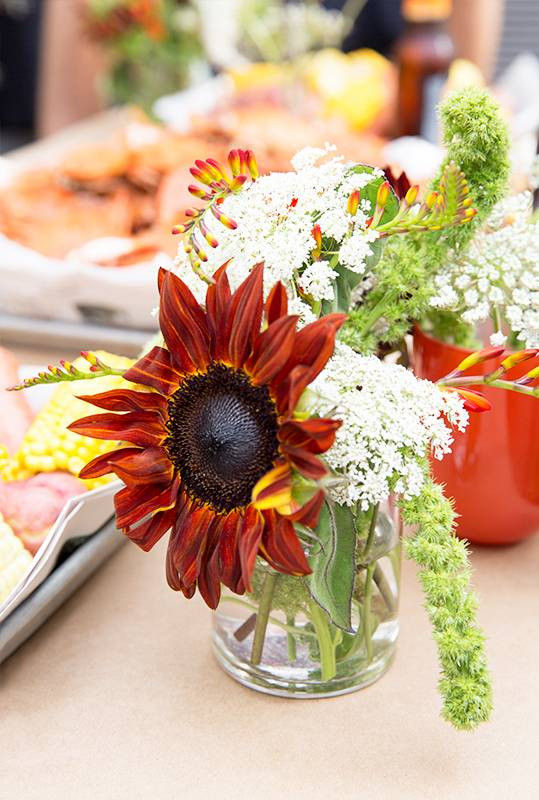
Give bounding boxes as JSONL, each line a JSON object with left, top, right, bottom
{"left": 412, "top": 324, "right": 475, "bottom": 358}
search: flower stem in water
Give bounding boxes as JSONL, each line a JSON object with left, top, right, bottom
{"left": 250, "top": 571, "right": 278, "bottom": 665}
{"left": 363, "top": 563, "right": 376, "bottom": 663}
{"left": 286, "top": 614, "right": 297, "bottom": 662}
{"left": 309, "top": 601, "right": 337, "bottom": 681}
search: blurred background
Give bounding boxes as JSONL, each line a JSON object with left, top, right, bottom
{"left": 1, "top": 0, "right": 538, "bottom": 147}
{"left": 0, "top": 0, "right": 539, "bottom": 348}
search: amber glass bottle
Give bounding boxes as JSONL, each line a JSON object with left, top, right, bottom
{"left": 394, "top": 0, "right": 454, "bottom": 140}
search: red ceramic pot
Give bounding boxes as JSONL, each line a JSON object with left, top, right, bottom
{"left": 412, "top": 326, "right": 539, "bottom": 545}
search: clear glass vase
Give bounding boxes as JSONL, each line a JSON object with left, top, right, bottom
{"left": 212, "top": 499, "right": 401, "bottom": 698}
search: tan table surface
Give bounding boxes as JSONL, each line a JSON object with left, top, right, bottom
{"left": 2, "top": 525, "right": 538, "bottom": 800}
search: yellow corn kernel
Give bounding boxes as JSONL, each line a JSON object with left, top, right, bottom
{"left": 0, "top": 515, "right": 33, "bottom": 604}
{"left": 14, "top": 351, "right": 134, "bottom": 489}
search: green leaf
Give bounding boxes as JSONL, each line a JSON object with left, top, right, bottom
{"left": 308, "top": 500, "right": 357, "bottom": 632}
{"left": 321, "top": 238, "right": 386, "bottom": 315}
{"left": 346, "top": 164, "right": 399, "bottom": 225}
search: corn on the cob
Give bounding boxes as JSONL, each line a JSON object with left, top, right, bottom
{"left": 0, "top": 513, "right": 32, "bottom": 604}
{"left": 6, "top": 352, "right": 134, "bottom": 489}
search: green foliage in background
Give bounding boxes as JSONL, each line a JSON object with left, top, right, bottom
{"left": 86, "top": 0, "right": 203, "bottom": 111}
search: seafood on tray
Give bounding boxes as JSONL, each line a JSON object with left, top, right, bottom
{"left": 0, "top": 100, "right": 389, "bottom": 263}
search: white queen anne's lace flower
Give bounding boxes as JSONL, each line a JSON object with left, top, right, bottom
{"left": 173, "top": 145, "right": 382, "bottom": 317}
{"left": 308, "top": 344, "right": 468, "bottom": 509}
{"left": 430, "top": 192, "right": 539, "bottom": 347}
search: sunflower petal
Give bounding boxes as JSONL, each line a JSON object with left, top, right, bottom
{"left": 292, "top": 313, "right": 346, "bottom": 374}
{"left": 246, "top": 315, "right": 299, "bottom": 385}
{"left": 69, "top": 410, "right": 165, "bottom": 447}
{"left": 238, "top": 505, "right": 264, "bottom": 592}
{"left": 226, "top": 262, "right": 264, "bottom": 368}
{"left": 272, "top": 313, "right": 346, "bottom": 396}
{"left": 251, "top": 461, "right": 292, "bottom": 512}
{"left": 125, "top": 506, "right": 176, "bottom": 552}
{"left": 274, "top": 365, "right": 313, "bottom": 416}
{"left": 77, "top": 388, "right": 168, "bottom": 416}
{"left": 281, "top": 444, "right": 328, "bottom": 480}
{"left": 170, "top": 501, "right": 214, "bottom": 590}
{"left": 197, "top": 518, "right": 222, "bottom": 609}
{"left": 123, "top": 346, "right": 181, "bottom": 396}
{"left": 159, "top": 268, "right": 211, "bottom": 371}
{"left": 165, "top": 499, "right": 191, "bottom": 592}
{"left": 207, "top": 261, "right": 232, "bottom": 361}
{"left": 110, "top": 446, "right": 174, "bottom": 487}
{"left": 284, "top": 489, "right": 325, "bottom": 529}
{"left": 78, "top": 447, "right": 139, "bottom": 480}
{"left": 265, "top": 281, "right": 288, "bottom": 324}
{"left": 218, "top": 510, "right": 243, "bottom": 592}
{"left": 261, "top": 514, "right": 311, "bottom": 576}
{"left": 279, "top": 418, "right": 342, "bottom": 454}
{"left": 115, "top": 477, "right": 179, "bottom": 529}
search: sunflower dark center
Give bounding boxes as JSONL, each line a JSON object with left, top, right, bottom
{"left": 165, "top": 363, "right": 279, "bottom": 513}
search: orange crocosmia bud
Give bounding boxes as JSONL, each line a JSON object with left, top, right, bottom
{"left": 245, "top": 150, "right": 259, "bottom": 180}
{"left": 376, "top": 181, "right": 390, "bottom": 207}
{"left": 500, "top": 349, "right": 539, "bottom": 372}
{"left": 228, "top": 149, "right": 241, "bottom": 176}
{"left": 347, "top": 190, "right": 360, "bottom": 216}
{"left": 425, "top": 191, "right": 438, "bottom": 210}
{"left": 516, "top": 365, "right": 539, "bottom": 386}
{"left": 230, "top": 175, "right": 248, "bottom": 193}
{"left": 189, "top": 166, "right": 213, "bottom": 186}
{"left": 443, "top": 386, "right": 492, "bottom": 413}
{"left": 454, "top": 346, "right": 506, "bottom": 374}
{"left": 405, "top": 185, "right": 419, "bottom": 206}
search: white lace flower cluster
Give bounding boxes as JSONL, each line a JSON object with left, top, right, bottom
{"left": 173, "top": 145, "right": 382, "bottom": 322}
{"left": 430, "top": 191, "right": 539, "bottom": 347}
{"left": 308, "top": 344, "right": 468, "bottom": 510}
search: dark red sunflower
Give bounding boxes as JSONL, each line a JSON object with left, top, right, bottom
{"left": 69, "top": 263, "right": 345, "bottom": 608}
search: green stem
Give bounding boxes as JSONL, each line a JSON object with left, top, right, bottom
{"left": 250, "top": 572, "right": 278, "bottom": 666}
{"left": 362, "top": 563, "right": 376, "bottom": 663}
{"left": 359, "top": 289, "right": 398, "bottom": 338}
{"left": 373, "top": 563, "right": 397, "bottom": 614}
{"left": 439, "top": 375, "right": 539, "bottom": 397}
{"left": 309, "top": 601, "right": 337, "bottom": 681}
{"left": 221, "top": 596, "right": 317, "bottom": 638}
{"left": 362, "top": 502, "right": 379, "bottom": 560}
{"left": 286, "top": 614, "right": 297, "bottom": 662}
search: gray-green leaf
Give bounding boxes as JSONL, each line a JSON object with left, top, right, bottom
{"left": 308, "top": 501, "right": 357, "bottom": 632}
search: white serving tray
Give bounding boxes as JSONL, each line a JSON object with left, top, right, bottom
{"left": 0, "top": 517, "right": 125, "bottom": 664}
{"left": 0, "top": 233, "right": 162, "bottom": 330}
{"left": 0, "top": 480, "right": 123, "bottom": 626}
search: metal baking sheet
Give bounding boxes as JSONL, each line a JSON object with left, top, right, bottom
{"left": 0, "top": 520, "right": 126, "bottom": 664}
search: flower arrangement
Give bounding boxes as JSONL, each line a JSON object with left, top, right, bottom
{"left": 84, "top": 0, "right": 203, "bottom": 110}
{"left": 11, "top": 87, "right": 539, "bottom": 730}
{"left": 429, "top": 190, "right": 539, "bottom": 349}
